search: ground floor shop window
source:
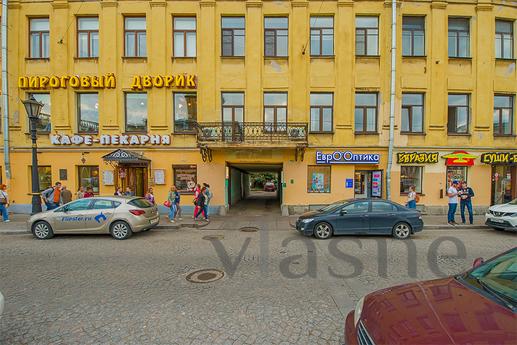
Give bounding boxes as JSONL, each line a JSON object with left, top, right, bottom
{"left": 29, "top": 165, "right": 52, "bottom": 191}
{"left": 446, "top": 166, "right": 467, "bottom": 186}
{"left": 491, "top": 165, "right": 515, "bottom": 204}
{"left": 307, "top": 166, "right": 331, "bottom": 193}
{"left": 400, "top": 166, "right": 423, "bottom": 194}
{"left": 173, "top": 165, "right": 197, "bottom": 193}
{"left": 78, "top": 166, "right": 99, "bottom": 193}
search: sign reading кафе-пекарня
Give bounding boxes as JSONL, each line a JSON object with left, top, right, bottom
{"left": 316, "top": 151, "right": 380, "bottom": 164}
{"left": 480, "top": 152, "right": 517, "bottom": 164}
{"left": 50, "top": 134, "right": 171, "bottom": 146}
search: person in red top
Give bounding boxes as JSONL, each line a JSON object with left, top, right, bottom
{"left": 83, "top": 186, "right": 94, "bottom": 198}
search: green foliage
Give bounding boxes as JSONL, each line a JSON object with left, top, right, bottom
{"left": 250, "top": 172, "right": 277, "bottom": 189}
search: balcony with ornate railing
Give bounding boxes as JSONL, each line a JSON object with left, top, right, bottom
{"left": 195, "top": 122, "right": 308, "bottom": 147}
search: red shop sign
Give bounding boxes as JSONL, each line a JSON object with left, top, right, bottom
{"left": 442, "top": 150, "right": 477, "bottom": 166}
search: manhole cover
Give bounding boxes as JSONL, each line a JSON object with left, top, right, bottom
{"left": 240, "top": 226, "right": 259, "bottom": 232}
{"left": 202, "top": 235, "right": 224, "bottom": 240}
{"left": 186, "top": 269, "right": 225, "bottom": 283}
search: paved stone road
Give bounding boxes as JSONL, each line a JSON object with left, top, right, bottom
{"left": 0, "top": 226, "right": 515, "bottom": 345}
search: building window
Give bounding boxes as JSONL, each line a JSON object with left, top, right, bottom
{"left": 356, "top": 16, "right": 379, "bottom": 56}
{"left": 125, "top": 93, "right": 147, "bottom": 132}
{"left": 173, "top": 165, "right": 197, "bottom": 193}
{"left": 78, "top": 166, "right": 99, "bottom": 194}
{"left": 29, "top": 166, "right": 52, "bottom": 191}
{"left": 77, "top": 17, "right": 99, "bottom": 58}
{"left": 264, "top": 92, "right": 287, "bottom": 132}
{"left": 448, "top": 18, "right": 469, "bottom": 58}
{"left": 308, "top": 165, "right": 331, "bottom": 193}
{"left": 496, "top": 20, "right": 514, "bottom": 59}
{"left": 29, "top": 18, "right": 49, "bottom": 59}
{"left": 355, "top": 92, "right": 378, "bottom": 134}
{"left": 402, "top": 93, "right": 424, "bottom": 133}
{"left": 222, "top": 92, "right": 244, "bottom": 123}
{"left": 222, "top": 17, "right": 245, "bottom": 57}
{"left": 264, "top": 17, "right": 288, "bottom": 57}
{"left": 448, "top": 94, "right": 469, "bottom": 134}
{"left": 310, "top": 93, "right": 333, "bottom": 133}
{"left": 77, "top": 93, "right": 99, "bottom": 133}
{"left": 124, "top": 17, "right": 146, "bottom": 57}
{"left": 446, "top": 166, "right": 467, "bottom": 185}
{"left": 28, "top": 93, "right": 51, "bottom": 133}
{"left": 310, "top": 16, "right": 333, "bottom": 56}
{"left": 400, "top": 166, "right": 423, "bottom": 194}
{"left": 174, "top": 17, "right": 196, "bottom": 57}
{"left": 402, "top": 16, "right": 425, "bottom": 57}
{"left": 174, "top": 93, "right": 197, "bottom": 133}
{"left": 494, "top": 95, "right": 514, "bottom": 136}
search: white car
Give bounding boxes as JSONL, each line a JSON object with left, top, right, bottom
{"left": 0, "top": 291, "right": 4, "bottom": 317}
{"left": 485, "top": 199, "right": 517, "bottom": 232}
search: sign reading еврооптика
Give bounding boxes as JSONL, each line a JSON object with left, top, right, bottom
{"left": 316, "top": 151, "right": 380, "bottom": 164}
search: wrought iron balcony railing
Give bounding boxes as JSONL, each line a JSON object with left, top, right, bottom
{"left": 196, "top": 122, "right": 308, "bottom": 145}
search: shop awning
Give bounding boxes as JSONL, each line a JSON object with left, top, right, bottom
{"left": 102, "top": 149, "right": 150, "bottom": 163}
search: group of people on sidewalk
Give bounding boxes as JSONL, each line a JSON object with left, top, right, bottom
{"left": 447, "top": 180, "right": 475, "bottom": 226}
{"left": 42, "top": 182, "right": 94, "bottom": 210}
{"left": 165, "top": 183, "right": 212, "bottom": 223}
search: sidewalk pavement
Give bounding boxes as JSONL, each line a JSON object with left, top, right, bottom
{"left": 0, "top": 212, "right": 489, "bottom": 235}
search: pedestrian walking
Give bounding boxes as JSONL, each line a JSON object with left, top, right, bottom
{"left": 61, "top": 186, "right": 72, "bottom": 204}
{"left": 83, "top": 186, "right": 94, "bottom": 198}
{"left": 76, "top": 186, "right": 85, "bottom": 199}
{"left": 42, "top": 182, "right": 62, "bottom": 210}
{"left": 459, "top": 181, "right": 475, "bottom": 225}
{"left": 0, "top": 184, "right": 10, "bottom": 222}
{"left": 203, "top": 183, "right": 212, "bottom": 218}
{"left": 173, "top": 186, "right": 182, "bottom": 220}
{"left": 192, "top": 184, "right": 201, "bottom": 219}
{"left": 145, "top": 187, "right": 155, "bottom": 204}
{"left": 194, "top": 187, "right": 209, "bottom": 222}
{"left": 114, "top": 187, "right": 123, "bottom": 196}
{"left": 167, "top": 186, "right": 180, "bottom": 222}
{"left": 447, "top": 180, "right": 460, "bottom": 225}
{"left": 406, "top": 185, "right": 417, "bottom": 209}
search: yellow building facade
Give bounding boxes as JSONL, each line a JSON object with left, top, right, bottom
{"left": 1, "top": 0, "right": 516, "bottom": 214}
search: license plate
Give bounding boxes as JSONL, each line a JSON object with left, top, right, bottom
{"left": 150, "top": 218, "right": 159, "bottom": 224}
{"left": 491, "top": 219, "right": 504, "bottom": 223}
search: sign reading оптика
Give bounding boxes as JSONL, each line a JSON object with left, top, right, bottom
{"left": 316, "top": 151, "right": 380, "bottom": 164}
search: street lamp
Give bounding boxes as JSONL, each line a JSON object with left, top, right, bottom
{"left": 22, "top": 95, "right": 44, "bottom": 214}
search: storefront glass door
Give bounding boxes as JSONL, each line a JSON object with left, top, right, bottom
{"left": 491, "top": 166, "right": 514, "bottom": 205}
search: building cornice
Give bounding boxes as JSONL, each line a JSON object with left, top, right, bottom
{"left": 150, "top": 1, "right": 166, "bottom": 8}
{"left": 100, "top": 1, "right": 118, "bottom": 8}
{"left": 430, "top": 1, "right": 447, "bottom": 9}
{"left": 51, "top": 2, "right": 69, "bottom": 10}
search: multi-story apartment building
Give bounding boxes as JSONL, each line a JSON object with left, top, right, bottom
{"left": 1, "top": 0, "right": 516, "bottom": 214}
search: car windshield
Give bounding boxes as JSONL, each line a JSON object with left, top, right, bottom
{"left": 467, "top": 248, "right": 517, "bottom": 308}
{"left": 128, "top": 198, "right": 153, "bottom": 208}
{"left": 318, "top": 200, "right": 351, "bottom": 212}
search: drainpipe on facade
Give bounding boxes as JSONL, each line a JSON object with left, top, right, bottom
{"left": 1, "top": 0, "right": 11, "bottom": 180}
{"left": 386, "top": 0, "right": 397, "bottom": 200}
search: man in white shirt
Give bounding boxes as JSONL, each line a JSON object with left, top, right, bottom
{"left": 447, "top": 180, "right": 459, "bottom": 225}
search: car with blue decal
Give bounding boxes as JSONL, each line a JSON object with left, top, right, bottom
{"left": 294, "top": 198, "right": 423, "bottom": 239}
{"left": 27, "top": 196, "right": 159, "bottom": 240}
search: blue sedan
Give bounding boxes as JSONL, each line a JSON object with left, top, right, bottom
{"left": 295, "top": 198, "right": 424, "bottom": 239}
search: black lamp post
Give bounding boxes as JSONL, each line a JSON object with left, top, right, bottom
{"left": 22, "top": 95, "right": 44, "bottom": 214}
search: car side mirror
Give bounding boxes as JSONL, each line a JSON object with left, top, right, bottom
{"left": 340, "top": 209, "right": 347, "bottom": 216}
{"left": 473, "top": 257, "right": 484, "bottom": 268}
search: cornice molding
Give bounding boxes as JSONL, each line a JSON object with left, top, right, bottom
{"left": 246, "top": 1, "right": 263, "bottom": 8}
{"left": 337, "top": 1, "right": 354, "bottom": 8}
{"left": 199, "top": 1, "right": 216, "bottom": 8}
{"left": 100, "top": 1, "right": 118, "bottom": 8}
{"left": 51, "top": 2, "right": 69, "bottom": 10}
{"left": 476, "top": 4, "right": 493, "bottom": 11}
{"left": 430, "top": 1, "right": 447, "bottom": 9}
{"left": 150, "top": 2, "right": 166, "bottom": 7}
{"left": 292, "top": 2, "right": 308, "bottom": 8}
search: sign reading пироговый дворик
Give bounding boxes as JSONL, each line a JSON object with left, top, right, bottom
{"left": 316, "top": 151, "right": 380, "bottom": 164}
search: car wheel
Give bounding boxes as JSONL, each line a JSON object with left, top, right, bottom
{"left": 392, "top": 222, "right": 411, "bottom": 239}
{"left": 314, "top": 222, "right": 333, "bottom": 239}
{"left": 110, "top": 221, "right": 133, "bottom": 240}
{"left": 32, "top": 221, "right": 54, "bottom": 240}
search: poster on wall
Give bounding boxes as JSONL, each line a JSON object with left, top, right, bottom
{"left": 153, "top": 169, "right": 165, "bottom": 185}
{"left": 103, "top": 170, "right": 114, "bottom": 186}
{"left": 371, "top": 171, "right": 382, "bottom": 197}
{"left": 311, "top": 173, "right": 325, "bottom": 192}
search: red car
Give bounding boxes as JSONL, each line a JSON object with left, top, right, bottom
{"left": 345, "top": 247, "right": 517, "bottom": 345}
{"left": 264, "top": 182, "right": 276, "bottom": 192}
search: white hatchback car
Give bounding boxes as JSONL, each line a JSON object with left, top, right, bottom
{"left": 485, "top": 198, "right": 517, "bottom": 232}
